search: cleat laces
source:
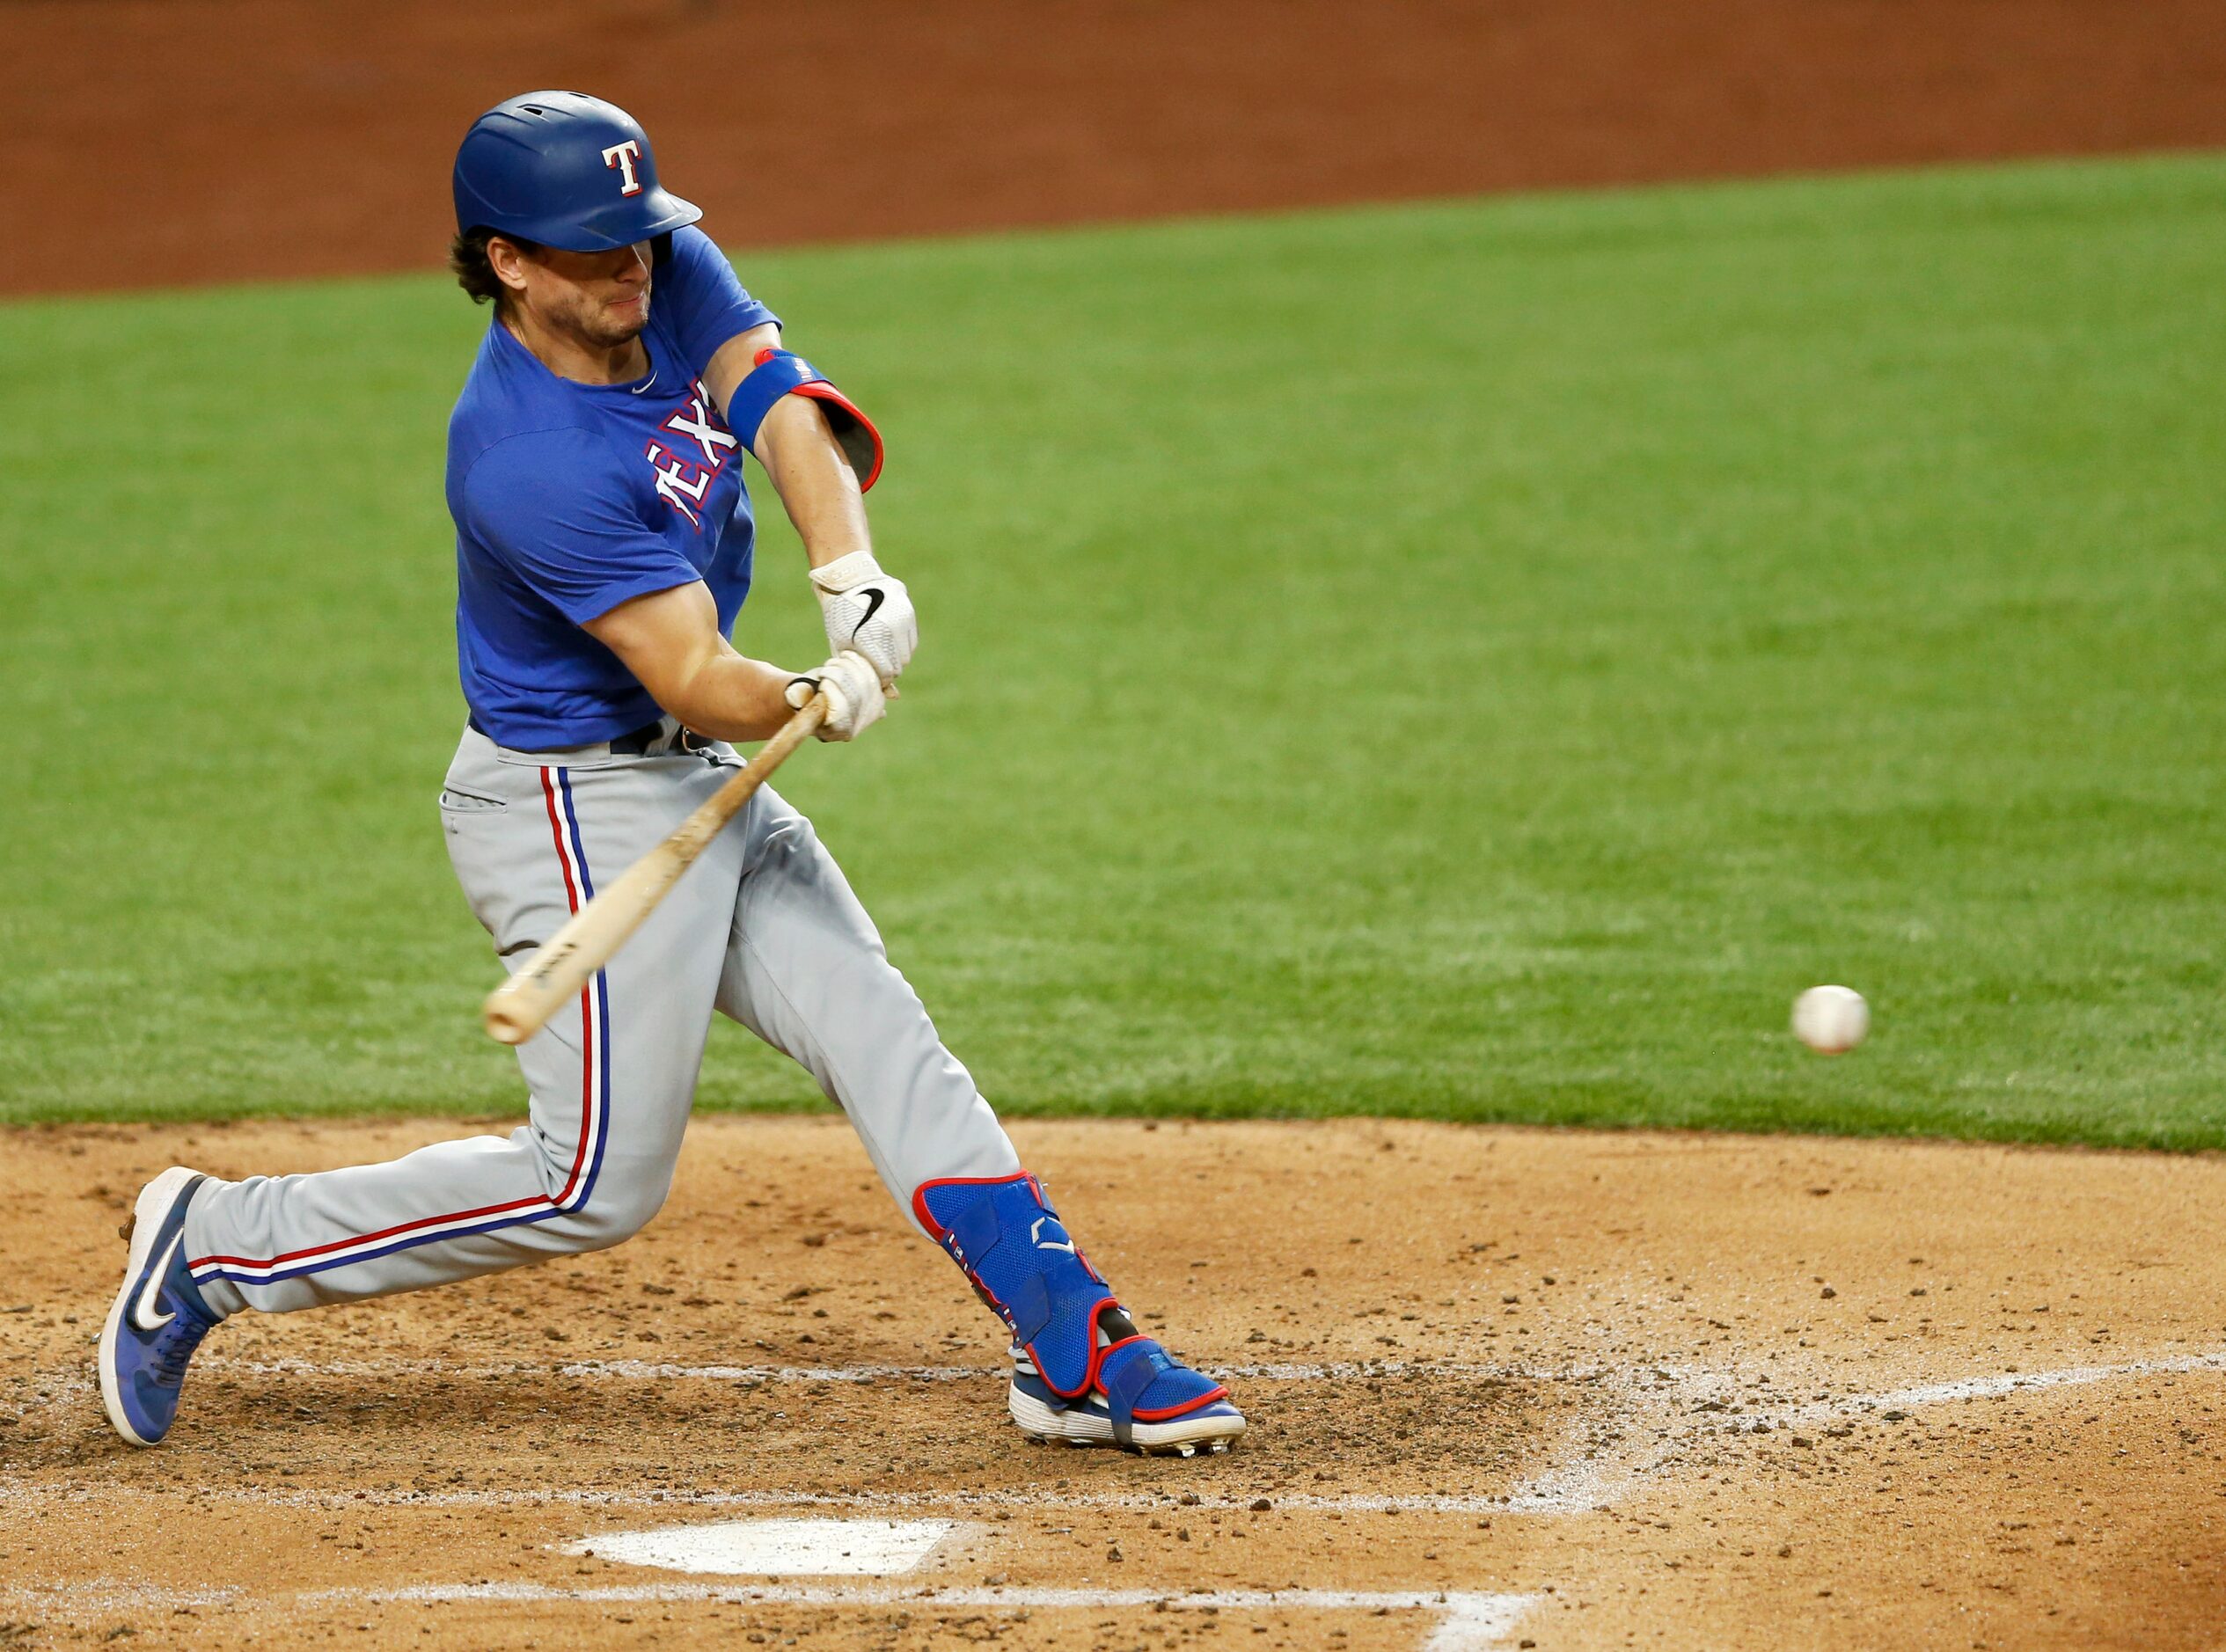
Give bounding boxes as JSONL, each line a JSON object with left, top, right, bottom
{"left": 149, "top": 1306, "right": 215, "bottom": 1386}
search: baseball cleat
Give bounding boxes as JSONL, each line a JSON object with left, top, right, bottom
{"left": 1008, "top": 1337, "right": 1246, "bottom": 1456}
{"left": 98, "top": 1167, "right": 222, "bottom": 1448}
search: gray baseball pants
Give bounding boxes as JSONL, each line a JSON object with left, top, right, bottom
{"left": 182, "top": 720, "right": 1021, "bottom": 1316}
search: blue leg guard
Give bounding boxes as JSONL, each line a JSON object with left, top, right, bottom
{"left": 914, "top": 1172, "right": 1117, "bottom": 1399}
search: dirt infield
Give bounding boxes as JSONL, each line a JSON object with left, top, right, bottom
{"left": 13, "top": 0, "right": 2226, "bottom": 296}
{"left": 3, "top": 1115, "right": 2222, "bottom": 1648}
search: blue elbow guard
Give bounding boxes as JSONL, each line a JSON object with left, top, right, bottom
{"left": 727, "top": 347, "right": 884, "bottom": 491}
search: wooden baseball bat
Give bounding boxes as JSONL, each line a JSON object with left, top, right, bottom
{"left": 480, "top": 694, "right": 828, "bottom": 1045}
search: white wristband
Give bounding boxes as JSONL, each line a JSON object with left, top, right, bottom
{"left": 808, "top": 550, "right": 884, "bottom": 596}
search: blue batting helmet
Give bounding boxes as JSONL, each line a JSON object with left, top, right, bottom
{"left": 452, "top": 91, "right": 700, "bottom": 251}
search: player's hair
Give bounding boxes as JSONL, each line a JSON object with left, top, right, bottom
{"left": 449, "top": 228, "right": 540, "bottom": 308}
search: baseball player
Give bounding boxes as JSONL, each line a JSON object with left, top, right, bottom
{"left": 98, "top": 91, "right": 1244, "bottom": 1461}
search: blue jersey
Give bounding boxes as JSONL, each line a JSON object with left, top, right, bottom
{"left": 446, "top": 227, "right": 779, "bottom": 749}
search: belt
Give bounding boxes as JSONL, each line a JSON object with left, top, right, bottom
{"left": 609, "top": 717, "right": 678, "bottom": 757}
{"left": 468, "top": 714, "right": 712, "bottom": 757}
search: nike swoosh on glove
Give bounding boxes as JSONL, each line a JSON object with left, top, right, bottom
{"left": 810, "top": 551, "right": 917, "bottom": 685}
{"left": 786, "top": 649, "right": 889, "bottom": 742}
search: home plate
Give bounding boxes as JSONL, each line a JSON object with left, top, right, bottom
{"left": 568, "top": 1517, "right": 958, "bottom": 1576}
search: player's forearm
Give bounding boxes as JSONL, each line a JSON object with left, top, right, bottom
{"left": 652, "top": 651, "right": 801, "bottom": 743}
{"left": 583, "top": 583, "right": 802, "bottom": 743}
{"left": 756, "top": 395, "right": 873, "bottom": 571}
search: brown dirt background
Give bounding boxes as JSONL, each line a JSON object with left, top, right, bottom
{"left": 12, "top": 0, "right": 2226, "bottom": 296}
{"left": 4, "top": 1117, "right": 2223, "bottom": 1648}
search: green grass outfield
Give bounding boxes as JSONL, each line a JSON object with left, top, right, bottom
{"left": 4, "top": 155, "right": 2222, "bottom": 1146}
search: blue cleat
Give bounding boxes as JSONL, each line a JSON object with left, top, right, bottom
{"left": 1009, "top": 1334, "right": 1247, "bottom": 1456}
{"left": 98, "top": 1167, "right": 223, "bottom": 1448}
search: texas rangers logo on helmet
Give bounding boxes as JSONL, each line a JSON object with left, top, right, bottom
{"left": 600, "top": 140, "right": 644, "bottom": 196}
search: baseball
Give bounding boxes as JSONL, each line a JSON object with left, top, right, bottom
{"left": 1792, "top": 985, "right": 1869, "bottom": 1054}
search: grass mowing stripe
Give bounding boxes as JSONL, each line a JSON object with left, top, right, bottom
{"left": 3, "top": 154, "right": 2222, "bottom": 1144}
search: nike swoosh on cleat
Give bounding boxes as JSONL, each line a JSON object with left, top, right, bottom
{"left": 131, "top": 1231, "right": 185, "bottom": 1332}
{"left": 851, "top": 586, "right": 887, "bottom": 636}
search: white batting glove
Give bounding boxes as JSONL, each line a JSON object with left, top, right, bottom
{"left": 785, "top": 650, "right": 889, "bottom": 742}
{"left": 810, "top": 551, "right": 916, "bottom": 687}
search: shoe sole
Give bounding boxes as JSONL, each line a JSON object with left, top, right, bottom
{"left": 97, "top": 1166, "right": 201, "bottom": 1449}
{"left": 1008, "top": 1384, "right": 1244, "bottom": 1458}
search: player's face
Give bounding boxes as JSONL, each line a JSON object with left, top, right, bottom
{"left": 509, "top": 240, "right": 655, "bottom": 348}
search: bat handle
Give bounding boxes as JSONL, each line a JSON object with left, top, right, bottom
{"left": 484, "top": 995, "right": 550, "bottom": 1048}
{"left": 477, "top": 694, "right": 828, "bottom": 1046}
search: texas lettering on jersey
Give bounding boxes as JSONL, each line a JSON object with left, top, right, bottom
{"left": 641, "top": 379, "right": 740, "bottom": 529}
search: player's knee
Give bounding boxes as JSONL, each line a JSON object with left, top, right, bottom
{"left": 565, "top": 1166, "right": 675, "bottom": 1251}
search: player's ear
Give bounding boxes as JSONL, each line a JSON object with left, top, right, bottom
{"left": 486, "top": 235, "right": 536, "bottom": 299}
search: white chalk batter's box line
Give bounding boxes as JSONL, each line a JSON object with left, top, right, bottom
{"left": 1504, "top": 1346, "right": 2226, "bottom": 1513}
{"left": 6, "top": 1345, "right": 2222, "bottom": 1521}
{"left": 1, "top": 1354, "right": 1600, "bottom": 1423}
{"left": 197, "top": 1356, "right": 1569, "bottom": 1384}
{"left": 5, "top": 1349, "right": 2219, "bottom": 1522}
{"left": 2, "top": 1354, "right": 1626, "bottom": 1417}
{"left": 0, "top": 1581, "right": 1541, "bottom": 1652}
{"left": 0, "top": 1481, "right": 1523, "bottom": 1517}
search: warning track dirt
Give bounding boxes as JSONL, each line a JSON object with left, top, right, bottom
{"left": 9, "top": 0, "right": 2226, "bottom": 296}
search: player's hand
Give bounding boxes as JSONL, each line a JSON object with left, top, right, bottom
{"left": 809, "top": 551, "right": 916, "bottom": 687}
{"left": 786, "top": 650, "right": 889, "bottom": 742}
